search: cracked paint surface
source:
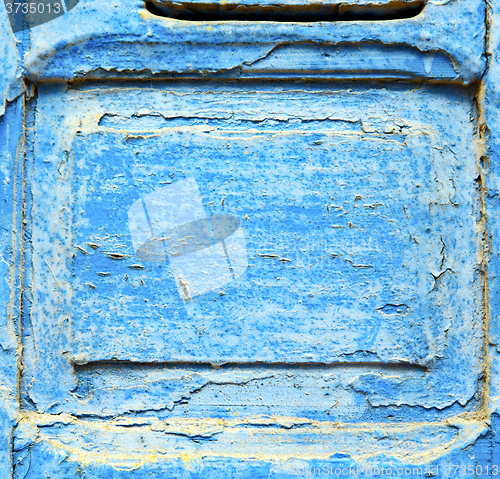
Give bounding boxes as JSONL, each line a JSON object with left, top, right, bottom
{"left": 20, "top": 0, "right": 486, "bottom": 84}
{"left": 21, "top": 82, "right": 484, "bottom": 415}
{"left": 0, "top": 0, "right": 499, "bottom": 476}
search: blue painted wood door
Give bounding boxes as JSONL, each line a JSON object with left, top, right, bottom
{"left": 1, "top": 0, "right": 500, "bottom": 477}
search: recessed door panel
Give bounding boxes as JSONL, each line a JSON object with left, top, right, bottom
{"left": 24, "top": 82, "right": 483, "bottom": 412}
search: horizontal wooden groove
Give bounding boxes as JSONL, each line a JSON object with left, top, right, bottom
{"left": 144, "top": 0, "right": 425, "bottom": 22}
{"left": 74, "top": 360, "right": 428, "bottom": 372}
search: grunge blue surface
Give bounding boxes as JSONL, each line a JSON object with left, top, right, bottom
{"left": 1, "top": 0, "right": 499, "bottom": 477}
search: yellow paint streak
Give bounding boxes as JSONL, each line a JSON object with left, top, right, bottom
{"left": 18, "top": 412, "right": 489, "bottom": 471}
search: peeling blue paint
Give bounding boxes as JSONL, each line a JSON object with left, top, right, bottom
{"left": 0, "top": 0, "right": 499, "bottom": 476}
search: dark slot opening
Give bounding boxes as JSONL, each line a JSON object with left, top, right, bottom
{"left": 144, "top": 0, "right": 425, "bottom": 22}
{"left": 74, "top": 360, "right": 428, "bottom": 372}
